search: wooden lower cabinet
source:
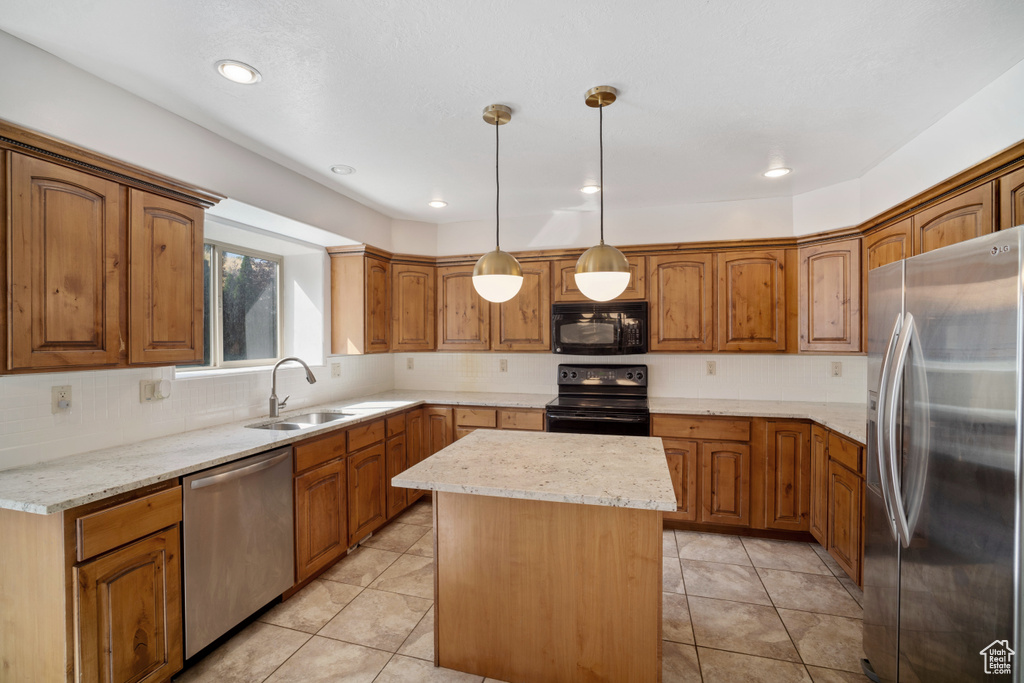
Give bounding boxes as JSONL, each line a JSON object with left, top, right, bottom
{"left": 809, "top": 424, "right": 829, "bottom": 545}
{"left": 347, "top": 443, "right": 387, "bottom": 545}
{"left": 385, "top": 433, "right": 408, "bottom": 520}
{"left": 75, "top": 526, "right": 182, "bottom": 683}
{"left": 662, "top": 438, "right": 699, "bottom": 522}
{"left": 700, "top": 441, "right": 751, "bottom": 526}
{"left": 294, "top": 459, "right": 348, "bottom": 583}
{"left": 425, "top": 407, "right": 454, "bottom": 454}
{"left": 764, "top": 421, "right": 811, "bottom": 532}
{"left": 827, "top": 460, "right": 863, "bottom": 583}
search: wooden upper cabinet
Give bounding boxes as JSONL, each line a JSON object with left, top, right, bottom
{"left": 128, "top": 190, "right": 205, "bottom": 365}
{"left": 912, "top": 182, "right": 994, "bottom": 255}
{"left": 864, "top": 219, "right": 912, "bottom": 271}
{"left": 798, "top": 238, "right": 861, "bottom": 353}
{"left": 391, "top": 263, "right": 435, "bottom": 351}
{"left": 764, "top": 421, "right": 811, "bottom": 532}
{"left": 717, "top": 249, "right": 788, "bottom": 352}
{"left": 329, "top": 251, "right": 391, "bottom": 354}
{"left": 552, "top": 255, "right": 647, "bottom": 302}
{"left": 492, "top": 261, "right": 551, "bottom": 351}
{"left": 7, "top": 153, "right": 124, "bottom": 371}
{"left": 1000, "top": 166, "right": 1024, "bottom": 231}
{"left": 437, "top": 266, "right": 490, "bottom": 350}
{"left": 365, "top": 257, "right": 391, "bottom": 353}
{"left": 649, "top": 253, "right": 715, "bottom": 351}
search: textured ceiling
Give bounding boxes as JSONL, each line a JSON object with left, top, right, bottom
{"left": 3, "top": 0, "right": 1024, "bottom": 224}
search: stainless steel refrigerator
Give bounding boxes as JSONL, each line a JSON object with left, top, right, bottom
{"left": 864, "top": 227, "right": 1022, "bottom": 682}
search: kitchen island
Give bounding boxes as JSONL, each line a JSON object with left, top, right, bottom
{"left": 393, "top": 429, "right": 676, "bottom": 683}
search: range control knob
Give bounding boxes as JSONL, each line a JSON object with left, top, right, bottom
{"left": 636, "top": 371, "right": 645, "bottom": 381}
{"left": 569, "top": 371, "right": 578, "bottom": 379}
{"left": 626, "top": 372, "right": 634, "bottom": 380}
{"left": 560, "top": 371, "right": 569, "bottom": 379}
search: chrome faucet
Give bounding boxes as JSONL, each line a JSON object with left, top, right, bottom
{"left": 269, "top": 357, "right": 317, "bottom": 417}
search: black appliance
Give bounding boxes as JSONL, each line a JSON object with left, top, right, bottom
{"left": 551, "top": 301, "right": 648, "bottom": 355}
{"left": 545, "top": 363, "right": 650, "bottom": 437}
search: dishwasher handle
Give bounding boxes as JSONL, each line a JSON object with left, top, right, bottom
{"left": 189, "top": 450, "right": 291, "bottom": 490}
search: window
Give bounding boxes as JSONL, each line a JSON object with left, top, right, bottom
{"left": 182, "top": 241, "right": 281, "bottom": 369}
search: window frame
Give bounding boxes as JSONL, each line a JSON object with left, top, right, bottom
{"left": 183, "top": 239, "right": 283, "bottom": 371}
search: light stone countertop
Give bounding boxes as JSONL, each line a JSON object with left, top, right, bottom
{"left": 393, "top": 429, "right": 677, "bottom": 511}
{"left": 650, "top": 398, "right": 867, "bottom": 443}
{"left": 0, "top": 389, "right": 866, "bottom": 516}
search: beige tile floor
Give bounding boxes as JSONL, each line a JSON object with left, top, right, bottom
{"left": 175, "top": 500, "right": 869, "bottom": 682}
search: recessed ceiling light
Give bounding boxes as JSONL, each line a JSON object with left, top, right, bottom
{"left": 763, "top": 167, "right": 792, "bottom": 178}
{"left": 580, "top": 185, "right": 601, "bottom": 194}
{"left": 216, "top": 60, "right": 261, "bottom": 84}
{"left": 428, "top": 200, "right": 447, "bottom": 208}
{"left": 330, "top": 165, "right": 356, "bottom": 175}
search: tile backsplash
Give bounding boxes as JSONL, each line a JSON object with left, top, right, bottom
{"left": 393, "top": 352, "right": 867, "bottom": 404}
{"left": 0, "top": 355, "right": 393, "bottom": 471}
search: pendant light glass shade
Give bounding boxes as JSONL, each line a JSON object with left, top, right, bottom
{"left": 473, "top": 104, "right": 523, "bottom": 303}
{"left": 575, "top": 85, "right": 629, "bottom": 302}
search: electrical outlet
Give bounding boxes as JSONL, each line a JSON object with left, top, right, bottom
{"left": 831, "top": 361, "right": 843, "bottom": 378}
{"left": 331, "top": 362, "right": 341, "bottom": 378}
{"left": 706, "top": 360, "right": 717, "bottom": 376}
{"left": 406, "top": 357, "right": 414, "bottom": 370}
{"left": 499, "top": 359, "right": 508, "bottom": 372}
{"left": 51, "top": 385, "right": 71, "bottom": 413}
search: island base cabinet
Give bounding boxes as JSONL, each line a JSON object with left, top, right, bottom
{"left": 435, "top": 492, "right": 661, "bottom": 682}
{"left": 75, "top": 527, "right": 183, "bottom": 683}
{"left": 295, "top": 460, "right": 348, "bottom": 583}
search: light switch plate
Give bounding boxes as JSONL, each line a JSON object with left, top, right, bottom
{"left": 499, "top": 359, "right": 508, "bottom": 372}
{"left": 406, "top": 357, "right": 414, "bottom": 370}
{"left": 51, "top": 385, "right": 71, "bottom": 413}
{"left": 705, "top": 361, "right": 717, "bottom": 376}
{"left": 831, "top": 361, "right": 843, "bottom": 377}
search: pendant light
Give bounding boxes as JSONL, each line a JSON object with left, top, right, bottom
{"left": 575, "top": 86, "right": 630, "bottom": 302}
{"left": 473, "top": 104, "right": 523, "bottom": 303}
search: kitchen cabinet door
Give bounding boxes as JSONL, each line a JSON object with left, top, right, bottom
{"left": 552, "top": 255, "right": 647, "bottom": 302}
{"left": 863, "top": 219, "right": 912, "bottom": 271}
{"left": 425, "top": 407, "right": 453, "bottom": 454}
{"left": 295, "top": 459, "right": 347, "bottom": 583}
{"left": 329, "top": 251, "right": 391, "bottom": 355}
{"left": 128, "top": 190, "right": 205, "bottom": 365}
{"left": 75, "top": 527, "right": 183, "bottom": 683}
{"left": 649, "top": 253, "right": 715, "bottom": 351}
{"left": 391, "top": 263, "right": 435, "bottom": 351}
{"left": 437, "top": 266, "right": 490, "bottom": 350}
{"left": 385, "top": 434, "right": 408, "bottom": 520}
{"left": 492, "top": 261, "right": 550, "bottom": 351}
{"left": 717, "top": 249, "right": 788, "bottom": 352}
{"left": 406, "top": 408, "right": 427, "bottom": 502}
{"left": 700, "top": 441, "right": 751, "bottom": 526}
{"left": 364, "top": 256, "right": 391, "bottom": 353}
{"left": 809, "top": 424, "right": 828, "bottom": 545}
{"left": 1000, "top": 166, "right": 1024, "bottom": 231}
{"left": 8, "top": 153, "right": 124, "bottom": 371}
{"left": 798, "top": 238, "right": 861, "bottom": 353}
{"left": 347, "top": 443, "right": 386, "bottom": 545}
{"left": 912, "top": 182, "right": 994, "bottom": 255}
{"left": 764, "top": 421, "right": 811, "bottom": 532}
{"left": 827, "top": 460, "right": 863, "bottom": 584}
{"left": 662, "top": 438, "right": 699, "bottom": 522}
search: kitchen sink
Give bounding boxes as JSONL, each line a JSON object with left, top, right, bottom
{"left": 246, "top": 412, "right": 354, "bottom": 431}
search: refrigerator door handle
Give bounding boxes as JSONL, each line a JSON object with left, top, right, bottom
{"left": 876, "top": 314, "right": 903, "bottom": 542}
{"left": 887, "top": 311, "right": 916, "bottom": 548}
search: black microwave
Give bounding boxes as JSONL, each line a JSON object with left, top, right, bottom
{"left": 551, "top": 301, "right": 648, "bottom": 355}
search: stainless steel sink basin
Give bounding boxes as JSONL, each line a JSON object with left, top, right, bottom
{"left": 246, "top": 412, "right": 354, "bottom": 431}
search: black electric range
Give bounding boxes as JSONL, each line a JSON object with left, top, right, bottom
{"left": 545, "top": 364, "right": 650, "bottom": 437}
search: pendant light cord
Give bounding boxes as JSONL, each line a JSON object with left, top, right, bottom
{"left": 495, "top": 119, "right": 500, "bottom": 250}
{"left": 599, "top": 102, "right": 605, "bottom": 245}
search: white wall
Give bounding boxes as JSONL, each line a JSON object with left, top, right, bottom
{"left": 393, "top": 353, "right": 866, "bottom": 405}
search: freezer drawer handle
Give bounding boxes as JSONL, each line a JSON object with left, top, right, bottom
{"left": 189, "top": 451, "right": 290, "bottom": 490}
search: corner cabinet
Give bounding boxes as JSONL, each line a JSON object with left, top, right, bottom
{"left": 3, "top": 127, "right": 220, "bottom": 374}
{"left": 798, "top": 238, "right": 861, "bottom": 353}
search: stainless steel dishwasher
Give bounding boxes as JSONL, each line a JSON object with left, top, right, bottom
{"left": 182, "top": 446, "right": 294, "bottom": 659}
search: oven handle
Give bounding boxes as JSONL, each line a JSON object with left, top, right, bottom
{"left": 547, "top": 413, "right": 649, "bottom": 423}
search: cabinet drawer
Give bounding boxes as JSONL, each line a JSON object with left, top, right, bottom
{"left": 295, "top": 430, "right": 347, "bottom": 473}
{"left": 499, "top": 409, "right": 545, "bottom": 431}
{"left": 651, "top": 415, "right": 751, "bottom": 442}
{"left": 828, "top": 432, "right": 864, "bottom": 475}
{"left": 76, "top": 486, "right": 182, "bottom": 562}
{"left": 386, "top": 415, "right": 406, "bottom": 437}
{"left": 348, "top": 420, "right": 386, "bottom": 452}
{"left": 455, "top": 408, "right": 497, "bottom": 428}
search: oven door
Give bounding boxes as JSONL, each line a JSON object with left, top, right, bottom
{"left": 545, "top": 410, "right": 651, "bottom": 437}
